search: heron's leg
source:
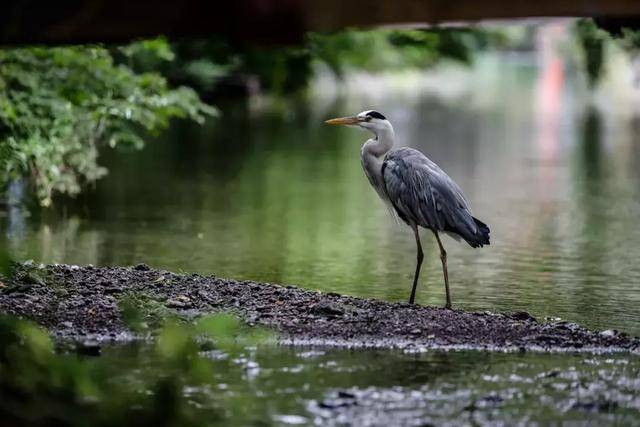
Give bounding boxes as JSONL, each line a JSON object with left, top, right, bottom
{"left": 409, "top": 225, "right": 424, "bottom": 304}
{"left": 433, "top": 231, "right": 451, "bottom": 309}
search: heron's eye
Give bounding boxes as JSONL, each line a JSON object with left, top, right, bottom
{"left": 365, "top": 116, "right": 372, "bottom": 122}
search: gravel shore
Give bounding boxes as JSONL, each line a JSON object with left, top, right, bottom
{"left": 1, "top": 263, "right": 638, "bottom": 353}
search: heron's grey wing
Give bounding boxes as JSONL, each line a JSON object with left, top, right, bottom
{"left": 382, "top": 147, "right": 487, "bottom": 246}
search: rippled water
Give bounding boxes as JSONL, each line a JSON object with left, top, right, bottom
{"left": 104, "top": 343, "right": 639, "bottom": 425}
{"left": 4, "top": 28, "right": 640, "bottom": 424}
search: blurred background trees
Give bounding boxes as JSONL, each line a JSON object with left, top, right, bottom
{"left": 0, "top": 27, "right": 507, "bottom": 206}
{"left": 1, "top": 20, "right": 640, "bottom": 207}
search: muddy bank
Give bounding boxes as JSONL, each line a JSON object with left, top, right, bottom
{"left": 0, "top": 264, "right": 638, "bottom": 353}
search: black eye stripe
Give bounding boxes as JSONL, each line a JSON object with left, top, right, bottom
{"left": 366, "top": 111, "right": 386, "bottom": 120}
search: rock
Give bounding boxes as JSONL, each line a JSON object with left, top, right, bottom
{"left": 166, "top": 299, "right": 192, "bottom": 309}
{"left": 337, "top": 391, "right": 356, "bottom": 399}
{"left": 310, "top": 301, "right": 344, "bottom": 317}
{"left": 510, "top": 311, "right": 536, "bottom": 322}
{"left": 133, "top": 263, "right": 151, "bottom": 271}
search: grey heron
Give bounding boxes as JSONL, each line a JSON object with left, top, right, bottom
{"left": 326, "top": 110, "right": 490, "bottom": 308}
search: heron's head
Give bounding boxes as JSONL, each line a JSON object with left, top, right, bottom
{"left": 325, "top": 110, "right": 393, "bottom": 136}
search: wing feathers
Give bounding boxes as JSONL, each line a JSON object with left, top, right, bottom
{"left": 382, "top": 147, "right": 490, "bottom": 248}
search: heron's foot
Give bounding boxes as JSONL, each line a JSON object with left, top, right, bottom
{"left": 444, "top": 303, "right": 452, "bottom": 310}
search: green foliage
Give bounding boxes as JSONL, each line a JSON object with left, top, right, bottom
{"left": 0, "top": 40, "right": 216, "bottom": 206}
{"left": 574, "top": 19, "right": 640, "bottom": 88}
{"left": 574, "top": 19, "right": 608, "bottom": 88}
{"left": 239, "top": 47, "right": 313, "bottom": 93}
{"left": 0, "top": 239, "right": 10, "bottom": 280}
{"left": 195, "top": 313, "right": 274, "bottom": 351}
{"left": 157, "top": 38, "right": 237, "bottom": 93}
{"left": 161, "top": 28, "right": 509, "bottom": 96}
{"left": 118, "top": 292, "right": 179, "bottom": 333}
{"left": 3, "top": 260, "right": 53, "bottom": 293}
{"left": 308, "top": 28, "right": 507, "bottom": 78}
{"left": 182, "top": 59, "right": 232, "bottom": 92}
{"left": 117, "top": 291, "right": 275, "bottom": 350}
{"left": 0, "top": 314, "right": 272, "bottom": 427}
{"left": 620, "top": 27, "right": 640, "bottom": 53}
{"left": 120, "top": 37, "right": 176, "bottom": 65}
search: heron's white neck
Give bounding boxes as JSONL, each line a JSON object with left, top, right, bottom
{"left": 360, "top": 124, "right": 395, "bottom": 201}
{"left": 362, "top": 124, "right": 395, "bottom": 158}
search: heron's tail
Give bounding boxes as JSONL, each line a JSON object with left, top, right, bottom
{"left": 468, "top": 217, "right": 490, "bottom": 248}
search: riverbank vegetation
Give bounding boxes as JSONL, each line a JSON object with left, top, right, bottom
{"left": 0, "top": 40, "right": 216, "bottom": 206}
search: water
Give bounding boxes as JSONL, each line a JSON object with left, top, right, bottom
{"left": 4, "top": 28, "right": 640, "bottom": 424}
{"left": 99, "top": 343, "right": 639, "bottom": 425}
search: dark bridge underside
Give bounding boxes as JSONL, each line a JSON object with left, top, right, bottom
{"left": 2, "top": 0, "right": 640, "bottom": 46}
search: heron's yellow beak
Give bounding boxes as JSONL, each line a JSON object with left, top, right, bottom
{"left": 325, "top": 116, "right": 361, "bottom": 126}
